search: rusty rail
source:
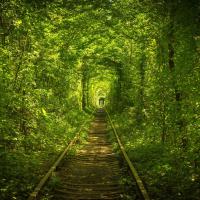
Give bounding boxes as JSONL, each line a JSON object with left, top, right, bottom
{"left": 106, "top": 109, "right": 150, "bottom": 200}
{"left": 28, "top": 121, "right": 89, "bottom": 200}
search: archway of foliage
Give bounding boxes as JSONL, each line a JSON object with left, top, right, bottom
{"left": 0, "top": 0, "right": 199, "bottom": 199}
{"left": 88, "top": 71, "right": 118, "bottom": 109}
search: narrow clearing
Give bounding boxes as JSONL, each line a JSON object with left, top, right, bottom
{"left": 50, "top": 109, "right": 134, "bottom": 199}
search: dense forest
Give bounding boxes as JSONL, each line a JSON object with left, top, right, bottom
{"left": 0, "top": 0, "right": 199, "bottom": 199}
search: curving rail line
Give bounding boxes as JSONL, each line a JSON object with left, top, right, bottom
{"left": 28, "top": 109, "right": 150, "bottom": 200}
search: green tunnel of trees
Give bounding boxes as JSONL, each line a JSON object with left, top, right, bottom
{"left": 0, "top": 0, "right": 199, "bottom": 199}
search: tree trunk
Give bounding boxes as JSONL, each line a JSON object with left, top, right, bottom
{"left": 168, "top": 18, "right": 187, "bottom": 146}
{"left": 82, "top": 69, "right": 88, "bottom": 111}
{"left": 136, "top": 55, "right": 145, "bottom": 128}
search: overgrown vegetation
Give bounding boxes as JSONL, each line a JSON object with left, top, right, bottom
{"left": 0, "top": 0, "right": 199, "bottom": 199}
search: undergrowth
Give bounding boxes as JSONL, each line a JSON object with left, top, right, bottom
{"left": 0, "top": 110, "right": 91, "bottom": 200}
{"left": 108, "top": 111, "right": 200, "bottom": 200}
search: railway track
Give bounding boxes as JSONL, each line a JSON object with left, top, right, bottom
{"left": 28, "top": 109, "right": 150, "bottom": 200}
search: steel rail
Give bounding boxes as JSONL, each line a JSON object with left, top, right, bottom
{"left": 105, "top": 109, "right": 150, "bottom": 200}
{"left": 27, "top": 120, "right": 90, "bottom": 200}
